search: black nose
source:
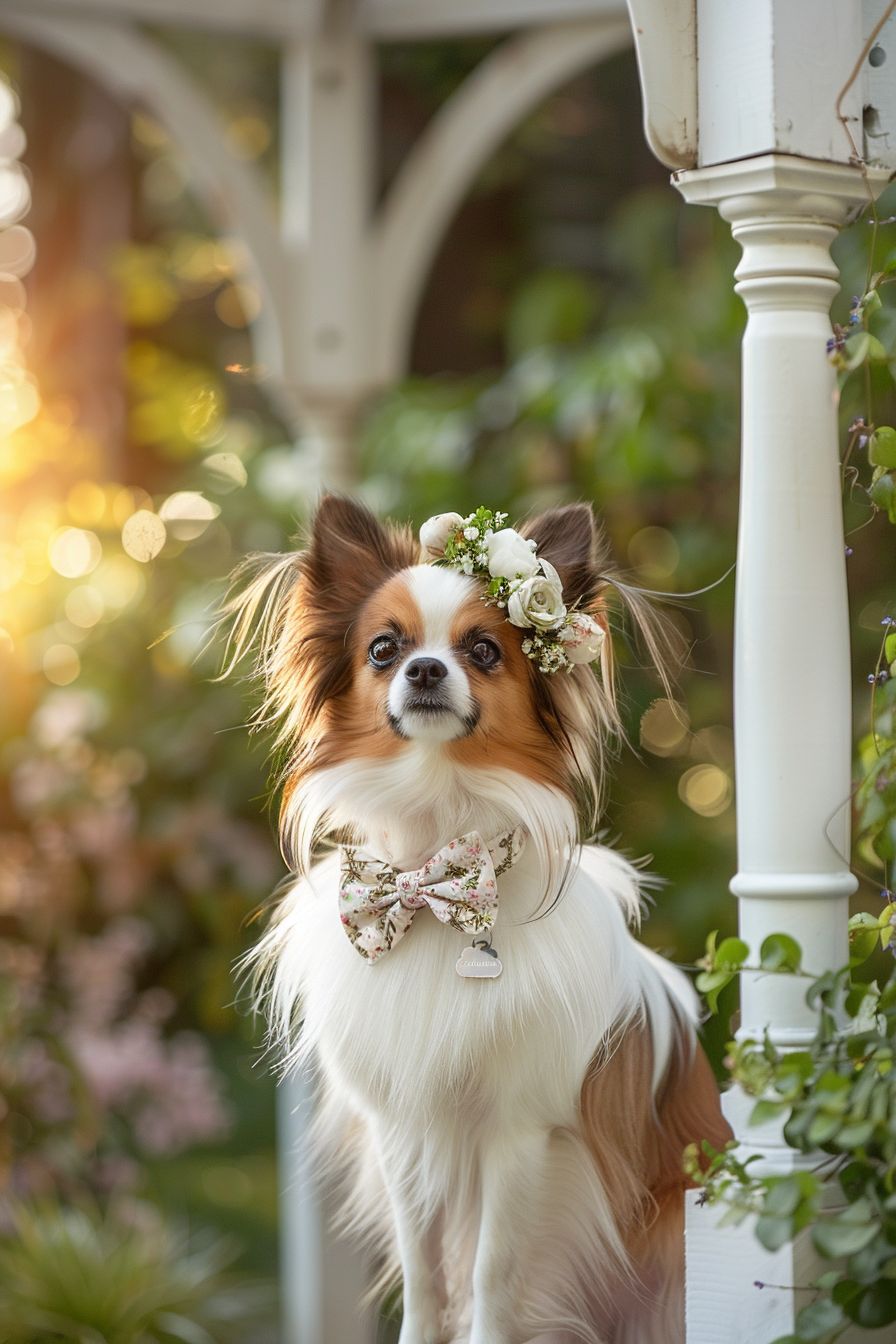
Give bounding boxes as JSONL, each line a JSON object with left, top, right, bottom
{"left": 405, "top": 657, "right": 448, "bottom": 691}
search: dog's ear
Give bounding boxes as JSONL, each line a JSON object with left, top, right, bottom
{"left": 302, "top": 495, "right": 416, "bottom": 616}
{"left": 292, "top": 496, "right": 417, "bottom": 722}
{"left": 522, "top": 503, "right": 603, "bottom": 610}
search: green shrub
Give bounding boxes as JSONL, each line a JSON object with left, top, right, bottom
{"left": 0, "top": 1203, "right": 270, "bottom": 1344}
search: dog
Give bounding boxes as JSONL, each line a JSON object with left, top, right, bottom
{"left": 226, "top": 495, "right": 731, "bottom": 1344}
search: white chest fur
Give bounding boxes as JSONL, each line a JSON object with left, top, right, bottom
{"left": 260, "top": 842, "right": 693, "bottom": 1128}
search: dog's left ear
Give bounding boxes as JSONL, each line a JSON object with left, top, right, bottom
{"left": 522, "top": 503, "right": 603, "bottom": 609}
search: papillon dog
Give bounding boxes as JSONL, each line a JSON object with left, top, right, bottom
{"left": 226, "top": 495, "right": 731, "bottom": 1344}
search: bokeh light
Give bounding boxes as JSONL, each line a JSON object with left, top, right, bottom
{"left": 158, "top": 491, "right": 220, "bottom": 541}
{"left": 48, "top": 527, "right": 102, "bottom": 579}
{"left": 640, "top": 698, "right": 690, "bottom": 756}
{"left": 64, "top": 585, "right": 105, "bottom": 628}
{"left": 628, "top": 525, "right": 680, "bottom": 581}
{"left": 678, "top": 763, "right": 733, "bottom": 818}
{"left": 42, "top": 643, "right": 81, "bottom": 686}
{"left": 121, "top": 511, "right": 166, "bottom": 563}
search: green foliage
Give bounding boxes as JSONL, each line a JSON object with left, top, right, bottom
{"left": 0, "top": 1203, "right": 270, "bottom": 1343}
{"left": 689, "top": 921, "right": 896, "bottom": 1343}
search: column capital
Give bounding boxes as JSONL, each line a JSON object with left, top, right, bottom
{"left": 674, "top": 151, "right": 887, "bottom": 221}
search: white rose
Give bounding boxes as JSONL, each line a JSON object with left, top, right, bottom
{"left": 419, "top": 512, "right": 464, "bottom": 558}
{"left": 485, "top": 527, "right": 540, "bottom": 580}
{"left": 559, "top": 611, "right": 606, "bottom": 664}
{"left": 507, "top": 572, "right": 567, "bottom": 631}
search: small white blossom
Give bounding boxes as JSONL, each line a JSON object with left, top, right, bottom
{"left": 419, "top": 512, "right": 463, "bottom": 558}
{"left": 464, "top": 526, "right": 479, "bottom": 540}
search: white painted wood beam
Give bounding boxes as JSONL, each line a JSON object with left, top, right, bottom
{"left": 362, "top": 0, "right": 628, "bottom": 39}
{"left": 279, "top": 22, "right": 374, "bottom": 482}
{"left": 3, "top": 0, "right": 321, "bottom": 40}
{"left": 371, "top": 16, "right": 632, "bottom": 385}
{"left": 696, "top": 0, "right": 865, "bottom": 169}
{"left": 8, "top": 0, "right": 631, "bottom": 40}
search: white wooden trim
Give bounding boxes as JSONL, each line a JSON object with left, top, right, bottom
{"left": 624, "top": 0, "right": 696, "bottom": 168}
{"left": 362, "top": 0, "right": 627, "bottom": 39}
{"left": 370, "top": 17, "right": 632, "bottom": 385}
{"left": 10, "top": 0, "right": 629, "bottom": 40}
{"left": 695, "top": 1, "right": 865, "bottom": 169}
{"left": 3, "top": 0, "right": 319, "bottom": 39}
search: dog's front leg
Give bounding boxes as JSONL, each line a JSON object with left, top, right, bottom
{"left": 468, "top": 1127, "right": 549, "bottom": 1344}
{"left": 374, "top": 1126, "right": 445, "bottom": 1344}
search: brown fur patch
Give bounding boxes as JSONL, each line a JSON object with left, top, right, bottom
{"left": 580, "top": 1012, "right": 731, "bottom": 1240}
{"left": 445, "top": 591, "right": 566, "bottom": 784}
{"left": 308, "top": 572, "right": 425, "bottom": 771}
{"left": 578, "top": 1012, "right": 731, "bottom": 1340}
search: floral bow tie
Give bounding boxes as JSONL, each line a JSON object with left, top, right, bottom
{"left": 338, "top": 828, "right": 526, "bottom": 963}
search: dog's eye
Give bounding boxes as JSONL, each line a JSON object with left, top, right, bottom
{"left": 368, "top": 635, "right": 399, "bottom": 669}
{"left": 470, "top": 638, "right": 501, "bottom": 669}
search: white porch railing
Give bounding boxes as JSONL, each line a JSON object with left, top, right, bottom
{"left": 4, "top": 2, "right": 896, "bottom": 1340}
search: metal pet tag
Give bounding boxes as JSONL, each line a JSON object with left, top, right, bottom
{"left": 455, "top": 939, "right": 503, "bottom": 979}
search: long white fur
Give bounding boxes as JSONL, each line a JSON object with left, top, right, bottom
{"left": 244, "top": 562, "right": 698, "bottom": 1344}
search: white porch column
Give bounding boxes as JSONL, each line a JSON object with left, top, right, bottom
{"left": 675, "top": 154, "right": 871, "bottom": 1343}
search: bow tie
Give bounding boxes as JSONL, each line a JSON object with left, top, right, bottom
{"left": 338, "top": 828, "right": 526, "bottom": 963}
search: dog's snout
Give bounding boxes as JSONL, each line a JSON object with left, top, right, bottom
{"left": 405, "top": 657, "right": 448, "bottom": 690}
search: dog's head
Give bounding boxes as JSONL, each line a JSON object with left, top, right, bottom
{"left": 224, "top": 495, "right": 676, "bottom": 866}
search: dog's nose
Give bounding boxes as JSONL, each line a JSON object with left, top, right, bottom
{"left": 405, "top": 657, "right": 448, "bottom": 690}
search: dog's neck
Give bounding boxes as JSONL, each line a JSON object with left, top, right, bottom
{"left": 284, "top": 744, "right": 578, "bottom": 883}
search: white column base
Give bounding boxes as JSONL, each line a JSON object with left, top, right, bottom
{"left": 687, "top": 1184, "right": 896, "bottom": 1344}
{"left": 686, "top": 1188, "right": 815, "bottom": 1344}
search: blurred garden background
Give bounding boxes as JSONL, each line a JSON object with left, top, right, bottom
{"left": 0, "top": 22, "right": 893, "bottom": 1342}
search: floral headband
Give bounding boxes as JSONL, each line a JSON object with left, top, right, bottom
{"left": 419, "top": 506, "right": 606, "bottom": 675}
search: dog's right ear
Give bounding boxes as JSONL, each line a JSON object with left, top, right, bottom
{"left": 220, "top": 497, "right": 417, "bottom": 743}
{"left": 302, "top": 495, "right": 416, "bottom": 616}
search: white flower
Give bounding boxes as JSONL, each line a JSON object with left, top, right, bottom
{"left": 419, "top": 512, "right": 463, "bottom": 558}
{"left": 559, "top": 611, "right": 606, "bottom": 664}
{"left": 507, "top": 571, "right": 567, "bottom": 631}
{"left": 486, "top": 527, "right": 540, "bottom": 580}
{"left": 463, "top": 526, "right": 479, "bottom": 540}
